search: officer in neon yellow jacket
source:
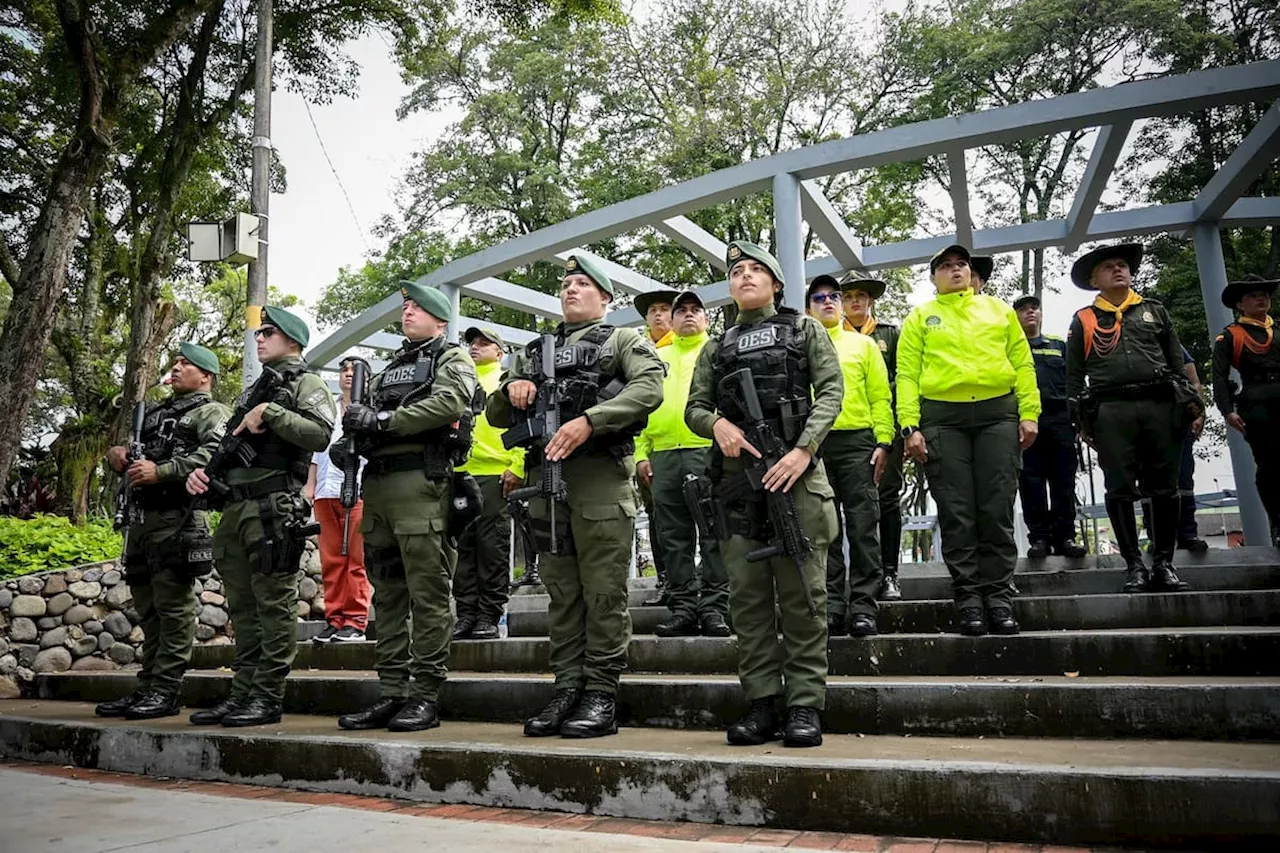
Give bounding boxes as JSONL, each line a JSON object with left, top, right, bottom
{"left": 636, "top": 290, "right": 730, "bottom": 638}
{"left": 897, "top": 245, "right": 1040, "bottom": 637}
{"left": 806, "top": 275, "right": 894, "bottom": 638}
{"left": 453, "top": 325, "right": 526, "bottom": 640}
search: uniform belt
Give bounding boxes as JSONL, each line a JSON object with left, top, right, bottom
{"left": 1093, "top": 381, "right": 1172, "bottom": 403}
{"left": 134, "top": 484, "right": 190, "bottom": 510}
{"left": 227, "top": 474, "right": 292, "bottom": 502}
{"left": 365, "top": 451, "right": 441, "bottom": 479}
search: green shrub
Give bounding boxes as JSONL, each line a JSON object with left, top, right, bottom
{"left": 0, "top": 514, "right": 123, "bottom": 579}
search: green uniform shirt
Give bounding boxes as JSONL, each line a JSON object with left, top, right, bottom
{"left": 824, "top": 324, "right": 894, "bottom": 444}
{"left": 368, "top": 341, "right": 478, "bottom": 459}
{"left": 896, "top": 290, "right": 1041, "bottom": 429}
{"left": 152, "top": 392, "right": 233, "bottom": 483}
{"left": 459, "top": 359, "right": 525, "bottom": 478}
{"left": 845, "top": 318, "right": 900, "bottom": 383}
{"left": 685, "top": 303, "right": 844, "bottom": 458}
{"left": 636, "top": 330, "right": 713, "bottom": 463}
{"left": 227, "top": 356, "right": 336, "bottom": 485}
{"left": 1066, "top": 296, "right": 1184, "bottom": 399}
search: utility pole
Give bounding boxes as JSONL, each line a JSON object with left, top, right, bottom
{"left": 243, "top": 0, "right": 274, "bottom": 386}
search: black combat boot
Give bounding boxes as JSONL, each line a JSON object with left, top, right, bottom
{"left": 388, "top": 699, "right": 440, "bottom": 732}
{"left": 221, "top": 696, "right": 282, "bottom": 728}
{"left": 1108, "top": 498, "right": 1149, "bottom": 593}
{"left": 848, "top": 614, "right": 878, "bottom": 637}
{"left": 523, "top": 688, "right": 581, "bottom": 737}
{"left": 726, "top": 696, "right": 782, "bottom": 745}
{"left": 783, "top": 706, "right": 823, "bottom": 748}
{"left": 700, "top": 612, "right": 731, "bottom": 638}
{"left": 1053, "top": 539, "right": 1088, "bottom": 558}
{"left": 826, "top": 613, "right": 848, "bottom": 638}
{"left": 1150, "top": 496, "right": 1191, "bottom": 592}
{"left": 957, "top": 606, "right": 986, "bottom": 636}
{"left": 95, "top": 690, "right": 144, "bottom": 718}
{"left": 655, "top": 613, "right": 700, "bottom": 637}
{"left": 338, "top": 697, "right": 405, "bottom": 731}
{"left": 1026, "top": 538, "right": 1050, "bottom": 559}
{"left": 878, "top": 572, "right": 902, "bottom": 601}
{"left": 559, "top": 690, "right": 617, "bottom": 738}
{"left": 189, "top": 697, "right": 244, "bottom": 725}
{"left": 123, "top": 690, "right": 181, "bottom": 720}
{"left": 452, "top": 616, "right": 476, "bottom": 640}
{"left": 986, "top": 606, "right": 1020, "bottom": 635}
{"left": 470, "top": 617, "right": 499, "bottom": 640}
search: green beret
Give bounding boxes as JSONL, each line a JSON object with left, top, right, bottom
{"left": 464, "top": 325, "right": 506, "bottom": 351}
{"left": 929, "top": 243, "right": 971, "bottom": 274}
{"left": 564, "top": 254, "right": 614, "bottom": 296}
{"left": 261, "top": 305, "right": 310, "bottom": 348}
{"left": 726, "top": 240, "right": 784, "bottom": 286}
{"left": 399, "top": 279, "right": 454, "bottom": 322}
{"left": 178, "top": 342, "right": 221, "bottom": 375}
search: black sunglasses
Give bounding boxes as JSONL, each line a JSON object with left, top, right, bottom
{"left": 253, "top": 326, "right": 279, "bottom": 339}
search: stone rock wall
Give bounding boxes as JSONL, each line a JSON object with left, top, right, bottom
{"left": 0, "top": 539, "right": 322, "bottom": 698}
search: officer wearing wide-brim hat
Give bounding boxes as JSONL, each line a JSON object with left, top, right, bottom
{"left": 453, "top": 323, "right": 525, "bottom": 641}
{"left": 96, "top": 342, "right": 232, "bottom": 722}
{"left": 685, "top": 239, "right": 841, "bottom": 748}
{"left": 487, "top": 251, "right": 665, "bottom": 739}
{"left": 1213, "top": 273, "right": 1280, "bottom": 541}
{"left": 1065, "top": 241, "right": 1191, "bottom": 593}
{"left": 186, "top": 307, "right": 336, "bottom": 727}
{"left": 336, "top": 279, "right": 478, "bottom": 732}
{"left": 632, "top": 287, "right": 679, "bottom": 606}
{"left": 837, "top": 273, "right": 905, "bottom": 601}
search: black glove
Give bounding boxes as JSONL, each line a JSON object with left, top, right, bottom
{"left": 327, "top": 443, "right": 349, "bottom": 468}
{"left": 343, "top": 403, "right": 379, "bottom": 434}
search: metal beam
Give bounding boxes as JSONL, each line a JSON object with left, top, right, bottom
{"left": 362, "top": 332, "right": 403, "bottom": 350}
{"left": 774, "top": 173, "right": 806, "bottom": 309}
{"left": 462, "top": 277, "right": 562, "bottom": 319}
{"left": 798, "top": 180, "right": 866, "bottom": 272}
{"left": 551, "top": 250, "right": 666, "bottom": 295}
{"left": 654, "top": 216, "right": 729, "bottom": 270}
{"left": 454, "top": 316, "right": 539, "bottom": 346}
{"left": 946, "top": 151, "right": 973, "bottom": 247}
{"left": 1065, "top": 123, "right": 1132, "bottom": 251}
{"left": 1193, "top": 100, "right": 1280, "bottom": 222}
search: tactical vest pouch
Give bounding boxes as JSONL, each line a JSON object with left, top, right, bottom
{"left": 448, "top": 471, "right": 484, "bottom": 539}
{"left": 778, "top": 396, "right": 811, "bottom": 445}
{"left": 253, "top": 493, "right": 316, "bottom": 575}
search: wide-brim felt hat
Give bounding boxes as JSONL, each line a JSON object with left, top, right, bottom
{"left": 838, "top": 275, "right": 886, "bottom": 299}
{"left": 634, "top": 288, "right": 681, "bottom": 319}
{"left": 970, "top": 255, "right": 994, "bottom": 282}
{"left": 929, "top": 243, "right": 971, "bottom": 274}
{"left": 261, "top": 305, "right": 310, "bottom": 348}
{"left": 1221, "top": 273, "right": 1280, "bottom": 309}
{"left": 1070, "top": 242, "right": 1143, "bottom": 290}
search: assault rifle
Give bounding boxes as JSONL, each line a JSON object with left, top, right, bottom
{"left": 113, "top": 402, "right": 147, "bottom": 558}
{"left": 339, "top": 360, "right": 368, "bottom": 556}
{"left": 193, "top": 365, "right": 285, "bottom": 509}
{"left": 503, "top": 334, "right": 569, "bottom": 556}
{"left": 717, "top": 367, "right": 817, "bottom": 617}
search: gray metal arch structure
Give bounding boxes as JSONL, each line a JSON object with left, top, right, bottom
{"left": 310, "top": 59, "right": 1280, "bottom": 544}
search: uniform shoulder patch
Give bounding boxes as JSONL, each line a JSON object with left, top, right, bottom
{"left": 302, "top": 388, "right": 331, "bottom": 409}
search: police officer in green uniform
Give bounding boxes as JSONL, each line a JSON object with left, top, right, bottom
{"left": 807, "top": 275, "right": 893, "bottom": 638}
{"left": 186, "top": 307, "right": 336, "bottom": 726}
{"left": 638, "top": 290, "right": 731, "bottom": 639}
{"left": 1065, "top": 243, "right": 1191, "bottom": 594}
{"left": 842, "top": 278, "right": 905, "bottom": 600}
{"left": 686, "top": 241, "right": 841, "bottom": 748}
{"left": 453, "top": 325, "right": 524, "bottom": 641}
{"left": 336, "top": 282, "right": 478, "bottom": 732}
{"left": 488, "top": 254, "right": 664, "bottom": 738}
{"left": 1013, "top": 295, "right": 1087, "bottom": 559}
{"left": 898, "top": 245, "right": 1040, "bottom": 637}
{"left": 96, "top": 344, "right": 231, "bottom": 720}
{"left": 1213, "top": 274, "right": 1280, "bottom": 542}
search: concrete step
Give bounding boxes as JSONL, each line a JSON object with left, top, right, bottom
{"left": 505, "top": 589, "right": 1280, "bottom": 636}
{"left": 190, "top": 626, "right": 1280, "bottom": 677}
{"left": 2, "top": 701, "right": 1277, "bottom": 847}
{"left": 37, "top": 670, "right": 1280, "bottom": 741}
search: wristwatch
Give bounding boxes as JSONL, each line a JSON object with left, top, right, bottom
{"left": 900, "top": 425, "right": 919, "bottom": 440}
{"left": 376, "top": 410, "right": 392, "bottom": 429}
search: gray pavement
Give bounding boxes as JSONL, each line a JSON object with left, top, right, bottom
{"left": 0, "top": 769, "right": 781, "bottom": 853}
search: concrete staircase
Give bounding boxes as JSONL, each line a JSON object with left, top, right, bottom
{"left": 3, "top": 548, "right": 1279, "bottom": 848}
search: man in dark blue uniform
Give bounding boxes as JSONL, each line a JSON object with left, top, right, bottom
{"left": 1014, "top": 295, "right": 1086, "bottom": 558}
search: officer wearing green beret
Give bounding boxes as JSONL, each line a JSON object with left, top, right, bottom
{"left": 487, "top": 253, "right": 665, "bottom": 738}
{"left": 1066, "top": 243, "right": 1192, "bottom": 594}
{"left": 96, "top": 344, "right": 231, "bottom": 720}
{"left": 453, "top": 325, "right": 524, "bottom": 640}
{"left": 898, "top": 245, "right": 1040, "bottom": 636}
{"left": 335, "top": 281, "right": 478, "bottom": 732}
{"left": 841, "top": 276, "right": 906, "bottom": 600}
{"left": 807, "top": 275, "right": 893, "bottom": 638}
{"left": 686, "top": 240, "right": 841, "bottom": 748}
{"left": 186, "top": 307, "right": 336, "bottom": 726}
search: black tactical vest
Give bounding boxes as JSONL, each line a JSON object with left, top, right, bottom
{"left": 135, "top": 393, "right": 214, "bottom": 509}
{"left": 712, "top": 308, "right": 811, "bottom": 444}
{"left": 369, "top": 337, "right": 475, "bottom": 468}
{"left": 524, "top": 324, "right": 638, "bottom": 454}
{"left": 239, "top": 365, "right": 317, "bottom": 480}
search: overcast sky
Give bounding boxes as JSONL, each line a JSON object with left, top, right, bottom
{"left": 262, "top": 28, "right": 1242, "bottom": 500}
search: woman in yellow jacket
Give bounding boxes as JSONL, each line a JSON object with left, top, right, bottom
{"left": 897, "top": 245, "right": 1040, "bottom": 636}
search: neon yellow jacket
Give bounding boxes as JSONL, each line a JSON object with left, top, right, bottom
{"left": 636, "top": 330, "right": 713, "bottom": 462}
{"left": 896, "top": 288, "right": 1041, "bottom": 428}
{"left": 459, "top": 360, "right": 525, "bottom": 478}
{"left": 825, "top": 324, "right": 894, "bottom": 444}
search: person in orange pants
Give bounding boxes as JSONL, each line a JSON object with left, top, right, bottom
{"left": 306, "top": 356, "right": 373, "bottom": 642}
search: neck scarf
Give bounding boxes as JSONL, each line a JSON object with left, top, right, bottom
{"left": 1093, "top": 289, "right": 1143, "bottom": 321}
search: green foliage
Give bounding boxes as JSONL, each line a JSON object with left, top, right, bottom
{"left": 0, "top": 514, "right": 122, "bottom": 578}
